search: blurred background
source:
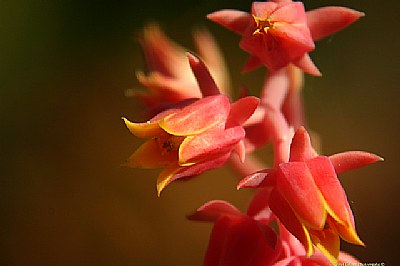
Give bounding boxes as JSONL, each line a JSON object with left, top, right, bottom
{"left": 1, "top": 0, "right": 398, "bottom": 265}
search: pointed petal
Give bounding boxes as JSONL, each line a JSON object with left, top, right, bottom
{"left": 193, "top": 28, "right": 232, "bottom": 96}
{"left": 187, "top": 200, "right": 242, "bottom": 222}
{"left": 307, "top": 7, "right": 365, "bottom": 41}
{"left": 187, "top": 53, "right": 221, "bottom": 97}
{"left": 225, "top": 96, "right": 260, "bottom": 128}
{"left": 328, "top": 216, "right": 364, "bottom": 246}
{"left": 269, "top": 188, "right": 314, "bottom": 256}
{"left": 159, "top": 95, "right": 230, "bottom": 136}
{"left": 289, "top": 126, "right": 315, "bottom": 162}
{"left": 207, "top": 10, "right": 251, "bottom": 35}
{"left": 329, "top": 151, "right": 383, "bottom": 175}
{"left": 123, "top": 138, "right": 178, "bottom": 169}
{"left": 311, "top": 229, "right": 340, "bottom": 265}
{"left": 179, "top": 127, "right": 245, "bottom": 165}
{"left": 233, "top": 140, "right": 246, "bottom": 163}
{"left": 306, "top": 156, "right": 354, "bottom": 225}
{"left": 156, "top": 165, "right": 182, "bottom": 196}
{"left": 292, "top": 53, "right": 321, "bottom": 76}
{"left": 237, "top": 169, "right": 276, "bottom": 189}
{"left": 123, "top": 117, "right": 165, "bottom": 138}
{"left": 277, "top": 161, "right": 327, "bottom": 230}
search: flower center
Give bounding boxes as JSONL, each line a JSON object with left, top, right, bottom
{"left": 155, "top": 135, "right": 185, "bottom": 156}
{"left": 253, "top": 16, "right": 273, "bottom": 35}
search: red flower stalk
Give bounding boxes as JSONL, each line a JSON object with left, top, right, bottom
{"left": 123, "top": 54, "right": 259, "bottom": 195}
{"left": 238, "top": 127, "right": 383, "bottom": 264}
{"left": 133, "top": 23, "right": 231, "bottom": 116}
{"left": 207, "top": 1, "right": 364, "bottom": 75}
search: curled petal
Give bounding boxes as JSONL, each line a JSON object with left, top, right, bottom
{"left": 307, "top": 7, "right": 365, "bottom": 41}
{"left": 207, "top": 10, "right": 251, "bottom": 35}
{"left": 160, "top": 95, "right": 230, "bottom": 136}
{"left": 179, "top": 126, "right": 245, "bottom": 165}
{"left": 123, "top": 117, "right": 164, "bottom": 138}
{"left": 329, "top": 151, "right": 383, "bottom": 175}
{"left": 187, "top": 200, "right": 242, "bottom": 222}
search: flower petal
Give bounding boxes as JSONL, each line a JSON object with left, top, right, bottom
{"left": 207, "top": 10, "right": 251, "bottom": 35}
{"left": 306, "top": 156, "right": 352, "bottom": 226}
{"left": 311, "top": 229, "right": 340, "bottom": 265}
{"left": 292, "top": 53, "right": 321, "bottom": 76}
{"left": 225, "top": 96, "right": 260, "bottom": 128}
{"left": 329, "top": 151, "right": 383, "bottom": 175}
{"left": 289, "top": 126, "right": 315, "bottom": 162}
{"left": 204, "top": 215, "right": 276, "bottom": 266}
{"left": 123, "top": 137, "right": 179, "bottom": 169}
{"left": 179, "top": 126, "right": 245, "bottom": 165}
{"left": 277, "top": 161, "right": 327, "bottom": 230}
{"left": 156, "top": 153, "right": 231, "bottom": 196}
{"left": 193, "top": 28, "right": 232, "bottom": 96}
{"left": 246, "top": 188, "right": 274, "bottom": 224}
{"left": 269, "top": 188, "right": 314, "bottom": 256}
{"left": 237, "top": 169, "right": 276, "bottom": 189}
{"left": 123, "top": 117, "right": 164, "bottom": 138}
{"left": 187, "top": 200, "right": 242, "bottom": 222}
{"left": 187, "top": 53, "right": 221, "bottom": 97}
{"left": 269, "top": 2, "right": 306, "bottom": 24}
{"left": 160, "top": 95, "right": 230, "bottom": 136}
{"left": 306, "top": 7, "right": 365, "bottom": 41}
{"left": 252, "top": 2, "right": 278, "bottom": 18}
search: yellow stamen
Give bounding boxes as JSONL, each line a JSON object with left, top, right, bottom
{"left": 253, "top": 16, "right": 273, "bottom": 35}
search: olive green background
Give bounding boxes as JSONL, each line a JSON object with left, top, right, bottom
{"left": 1, "top": 0, "right": 398, "bottom": 265}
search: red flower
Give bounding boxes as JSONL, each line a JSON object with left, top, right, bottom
{"left": 208, "top": 1, "right": 364, "bottom": 75}
{"left": 238, "top": 127, "right": 382, "bottom": 263}
{"left": 188, "top": 194, "right": 279, "bottom": 266}
{"left": 123, "top": 54, "right": 259, "bottom": 195}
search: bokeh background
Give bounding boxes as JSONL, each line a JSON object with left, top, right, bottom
{"left": 1, "top": 0, "right": 398, "bottom": 265}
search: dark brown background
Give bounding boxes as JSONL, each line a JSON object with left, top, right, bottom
{"left": 1, "top": 0, "right": 398, "bottom": 265}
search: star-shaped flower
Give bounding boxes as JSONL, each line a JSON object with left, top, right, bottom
{"left": 123, "top": 54, "right": 259, "bottom": 195}
{"left": 208, "top": 1, "right": 364, "bottom": 75}
{"left": 238, "top": 127, "right": 382, "bottom": 264}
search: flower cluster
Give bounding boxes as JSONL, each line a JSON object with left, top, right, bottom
{"left": 122, "top": 1, "right": 382, "bottom": 265}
